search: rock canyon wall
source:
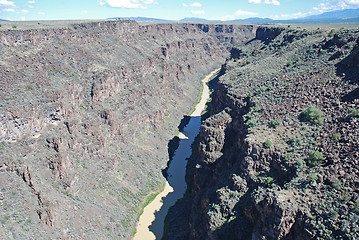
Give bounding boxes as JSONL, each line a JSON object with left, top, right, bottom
{"left": 166, "top": 26, "right": 359, "bottom": 240}
{"left": 0, "top": 20, "right": 256, "bottom": 239}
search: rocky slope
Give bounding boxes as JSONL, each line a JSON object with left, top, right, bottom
{"left": 0, "top": 20, "right": 257, "bottom": 239}
{"left": 166, "top": 26, "right": 359, "bottom": 239}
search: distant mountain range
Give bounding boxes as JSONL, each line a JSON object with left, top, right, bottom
{"left": 108, "top": 17, "right": 170, "bottom": 22}
{"left": 231, "top": 8, "right": 359, "bottom": 23}
{"left": 293, "top": 8, "right": 359, "bottom": 23}
{"left": 109, "top": 17, "right": 214, "bottom": 22}
{"left": 112, "top": 8, "right": 359, "bottom": 23}
{"left": 179, "top": 17, "right": 215, "bottom": 22}
{"left": 230, "top": 17, "right": 275, "bottom": 23}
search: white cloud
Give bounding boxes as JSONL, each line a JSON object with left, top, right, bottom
{"left": 219, "top": 9, "right": 258, "bottom": 21}
{"left": 82, "top": 10, "right": 88, "bottom": 14}
{"left": 28, "top": 5, "right": 34, "bottom": 8}
{"left": 183, "top": 2, "right": 202, "bottom": 7}
{"left": 38, "top": 11, "right": 45, "bottom": 15}
{"left": 191, "top": 9, "right": 205, "bottom": 14}
{"left": 21, "top": 16, "right": 26, "bottom": 20}
{"left": 264, "top": 0, "right": 280, "bottom": 5}
{"left": 218, "top": 15, "right": 232, "bottom": 21}
{"left": 279, "top": 0, "right": 359, "bottom": 20}
{"left": 249, "top": 0, "right": 280, "bottom": 5}
{"left": 190, "top": 2, "right": 202, "bottom": 7}
{"left": 0, "top": 0, "right": 15, "bottom": 7}
{"left": 311, "top": 0, "right": 359, "bottom": 15}
{"left": 28, "top": 0, "right": 35, "bottom": 3}
{"left": 235, "top": 9, "right": 258, "bottom": 17}
{"left": 280, "top": 11, "right": 304, "bottom": 19}
{"left": 315, "top": 0, "right": 359, "bottom": 12}
{"left": 341, "top": 0, "right": 359, "bottom": 5}
{"left": 102, "top": 0, "right": 157, "bottom": 8}
{"left": 21, "top": 9, "right": 29, "bottom": 13}
{"left": 248, "top": 0, "right": 261, "bottom": 4}
{"left": 0, "top": 0, "right": 16, "bottom": 13}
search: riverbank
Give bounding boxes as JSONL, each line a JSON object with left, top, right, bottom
{"left": 133, "top": 68, "right": 220, "bottom": 240}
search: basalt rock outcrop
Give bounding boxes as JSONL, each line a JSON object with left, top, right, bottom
{"left": 0, "top": 20, "right": 258, "bottom": 239}
{"left": 166, "top": 26, "right": 359, "bottom": 239}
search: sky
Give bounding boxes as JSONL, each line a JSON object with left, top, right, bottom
{"left": 1, "top": 0, "right": 359, "bottom": 21}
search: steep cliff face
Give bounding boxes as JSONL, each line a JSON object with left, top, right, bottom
{"left": 0, "top": 20, "right": 257, "bottom": 239}
{"left": 167, "top": 26, "right": 359, "bottom": 239}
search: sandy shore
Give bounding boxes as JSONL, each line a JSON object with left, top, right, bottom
{"left": 133, "top": 68, "right": 220, "bottom": 240}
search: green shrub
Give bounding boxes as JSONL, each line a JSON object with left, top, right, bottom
{"left": 250, "top": 104, "right": 260, "bottom": 112}
{"left": 0, "top": 24, "right": 2, "bottom": 27}
{"left": 256, "top": 86, "right": 267, "bottom": 95}
{"left": 328, "top": 29, "right": 335, "bottom": 37}
{"left": 330, "top": 209, "right": 339, "bottom": 219}
{"left": 308, "top": 174, "right": 318, "bottom": 182}
{"left": 287, "top": 61, "right": 293, "bottom": 67}
{"left": 301, "top": 106, "right": 324, "bottom": 124}
{"left": 245, "top": 119, "right": 257, "bottom": 128}
{"left": 342, "top": 191, "right": 351, "bottom": 202}
{"left": 12, "top": 25, "right": 16, "bottom": 29}
{"left": 331, "top": 178, "right": 341, "bottom": 190}
{"left": 295, "top": 159, "right": 306, "bottom": 170}
{"left": 269, "top": 119, "right": 280, "bottom": 128}
{"left": 263, "top": 140, "right": 272, "bottom": 148}
{"left": 333, "top": 133, "right": 341, "bottom": 140}
{"left": 349, "top": 108, "right": 359, "bottom": 118}
{"left": 288, "top": 137, "right": 300, "bottom": 146}
{"left": 265, "top": 177, "right": 274, "bottom": 187}
{"left": 355, "top": 200, "right": 359, "bottom": 213}
{"left": 307, "top": 150, "right": 323, "bottom": 166}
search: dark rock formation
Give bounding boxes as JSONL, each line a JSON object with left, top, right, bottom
{"left": 166, "top": 26, "right": 359, "bottom": 240}
{"left": 0, "top": 20, "right": 257, "bottom": 239}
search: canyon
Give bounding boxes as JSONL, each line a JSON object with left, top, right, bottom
{"left": 0, "top": 20, "right": 358, "bottom": 240}
{"left": 0, "top": 20, "right": 255, "bottom": 239}
{"left": 134, "top": 69, "right": 219, "bottom": 240}
{"left": 166, "top": 25, "right": 359, "bottom": 239}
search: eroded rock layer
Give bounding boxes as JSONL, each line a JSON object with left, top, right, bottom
{"left": 0, "top": 20, "right": 256, "bottom": 239}
{"left": 166, "top": 26, "right": 359, "bottom": 240}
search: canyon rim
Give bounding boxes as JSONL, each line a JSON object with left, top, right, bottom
{"left": 0, "top": 19, "right": 358, "bottom": 240}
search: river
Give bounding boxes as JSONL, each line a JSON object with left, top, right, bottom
{"left": 133, "top": 68, "right": 220, "bottom": 240}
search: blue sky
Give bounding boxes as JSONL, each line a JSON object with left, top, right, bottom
{"left": 1, "top": 0, "right": 359, "bottom": 21}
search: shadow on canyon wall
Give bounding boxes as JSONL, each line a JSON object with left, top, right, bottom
{"left": 335, "top": 39, "right": 359, "bottom": 102}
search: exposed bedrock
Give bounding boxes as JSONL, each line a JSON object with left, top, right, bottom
{"left": 0, "top": 20, "right": 258, "bottom": 239}
{"left": 166, "top": 26, "right": 359, "bottom": 240}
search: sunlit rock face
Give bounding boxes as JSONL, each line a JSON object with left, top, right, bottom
{"left": 166, "top": 26, "right": 359, "bottom": 240}
{"left": 0, "top": 20, "right": 257, "bottom": 239}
